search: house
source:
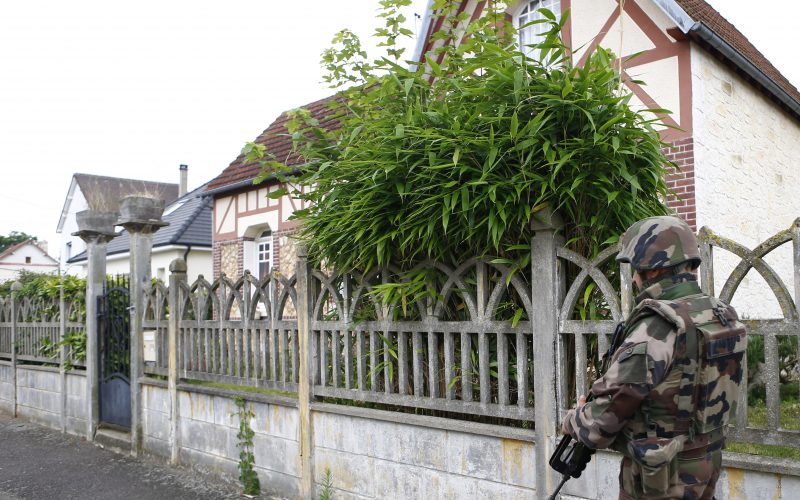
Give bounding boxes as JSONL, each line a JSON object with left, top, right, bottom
{"left": 66, "top": 182, "right": 213, "bottom": 283}
{"left": 207, "top": 0, "right": 800, "bottom": 318}
{"left": 56, "top": 170, "right": 182, "bottom": 275}
{"left": 0, "top": 239, "right": 58, "bottom": 282}
{"left": 414, "top": 0, "right": 800, "bottom": 318}
{"left": 204, "top": 97, "right": 333, "bottom": 282}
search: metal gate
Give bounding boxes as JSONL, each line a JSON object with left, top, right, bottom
{"left": 97, "top": 276, "right": 131, "bottom": 428}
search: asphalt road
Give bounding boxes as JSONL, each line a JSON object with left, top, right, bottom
{"left": 0, "top": 412, "right": 249, "bottom": 500}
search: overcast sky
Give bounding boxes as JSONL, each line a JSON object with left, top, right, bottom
{"left": 1, "top": 0, "right": 798, "bottom": 259}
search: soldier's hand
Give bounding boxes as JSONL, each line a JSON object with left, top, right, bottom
{"left": 560, "top": 395, "right": 586, "bottom": 435}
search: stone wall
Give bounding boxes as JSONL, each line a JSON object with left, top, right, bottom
{"left": 64, "top": 372, "right": 87, "bottom": 434}
{"left": 16, "top": 366, "right": 62, "bottom": 428}
{"left": 1, "top": 365, "right": 87, "bottom": 434}
{"left": 0, "top": 362, "right": 13, "bottom": 413}
{"left": 692, "top": 46, "right": 800, "bottom": 319}
{"left": 141, "top": 383, "right": 301, "bottom": 498}
{"left": 313, "top": 409, "right": 536, "bottom": 499}
{"left": 4, "top": 370, "right": 798, "bottom": 499}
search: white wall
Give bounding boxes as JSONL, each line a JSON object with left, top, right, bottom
{"left": 73, "top": 247, "right": 212, "bottom": 284}
{"left": 0, "top": 243, "right": 58, "bottom": 282}
{"left": 692, "top": 47, "right": 800, "bottom": 319}
{"left": 59, "top": 187, "right": 88, "bottom": 275}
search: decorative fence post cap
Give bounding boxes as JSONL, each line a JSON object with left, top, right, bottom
{"left": 72, "top": 210, "right": 120, "bottom": 238}
{"left": 297, "top": 244, "right": 309, "bottom": 258}
{"left": 10, "top": 281, "right": 22, "bottom": 292}
{"left": 117, "top": 196, "right": 170, "bottom": 228}
{"left": 169, "top": 258, "right": 187, "bottom": 273}
{"left": 530, "top": 207, "right": 564, "bottom": 231}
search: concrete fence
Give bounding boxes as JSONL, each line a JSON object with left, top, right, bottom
{"left": 2, "top": 215, "right": 800, "bottom": 498}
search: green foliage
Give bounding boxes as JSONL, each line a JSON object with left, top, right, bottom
{"left": 0, "top": 231, "right": 37, "bottom": 253}
{"left": 319, "top": 467, "right": 334, "bottom": 500}
{"left": 38, "top": 330, "right": 87, "bottom": 370}
{"left": 250, "top": 1, "right": 671, "bottom": 274}
{"left": 0, "top": 271, "right": 87, "bottom": 321}
{"left": 233, "top": 397, "right": 261, "bottom": 496}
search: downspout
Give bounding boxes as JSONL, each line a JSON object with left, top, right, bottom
{"left": 183, "top": 245, "right": 191, "bottom": 264}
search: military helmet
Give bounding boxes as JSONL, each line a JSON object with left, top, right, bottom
{"left": 616, "top": 216, "right": 701, "bottom": 271}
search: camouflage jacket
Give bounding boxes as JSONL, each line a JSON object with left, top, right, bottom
{"left": 562, "top": 273, "right": 745, "bottom": 452}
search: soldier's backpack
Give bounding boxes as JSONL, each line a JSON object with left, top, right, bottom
{"left": 634, "top": 295, "right": 747, "bottom": 436}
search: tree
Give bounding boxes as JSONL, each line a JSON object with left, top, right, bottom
{"left": 0, "top": 231, "right": 37, "bottom": 254}
{"left": 250, "top": 0, "right": 672, "bottom": 274}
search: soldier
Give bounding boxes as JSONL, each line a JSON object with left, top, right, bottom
{"left": 561, "top": 216, "right": 747, "bottom": 499}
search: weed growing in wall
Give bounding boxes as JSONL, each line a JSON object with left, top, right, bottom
{"left": 319, "top": 467, "right": 334, "bottom": 500}
{"left": 234, "top": 396, "right": 261, "bottom": 496}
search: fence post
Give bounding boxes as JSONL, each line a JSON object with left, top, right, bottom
{"left": 120, "top": 199, "right": 168, "bottom": 456}
{"left": 59, "top": 280, "right": 67, "bottom": 432}
{"left": 10, "top": 281, "right": 21, "bottom": 418}
{"left": 168, "top": 258, "right": 186, "bottom": 465}
{"left": 530, "top": 208, "right": 564, "bottom": 498}
{"left": 792, "top": 218, "right": 800, "bottom": 401}
{"left": 698, "top": 227, "right": 715, "bottom": 296}
{"left": 296, "top": 245, "right": 314, "bottom": 499}
{"left": 74, "top": 214, "right": 117, "bottom": 441}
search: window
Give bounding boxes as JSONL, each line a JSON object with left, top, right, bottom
{"left": 256, "top": 229, "right": 272, "bottom": 280}
{"left": 515, "top": 0, "right": 561, "bottom": 58}
{"left": 25, "top": 256, "right": 31, "bottom": 264}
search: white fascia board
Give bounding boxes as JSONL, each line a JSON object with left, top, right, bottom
{"left": 412, "top": 0, "right": 436, "bottom": 64}
{"left": 56, "top": 177, "right": 79, "bottom": 233}
{"left": 651, "top": 0, "right": 697, "bottom": 33}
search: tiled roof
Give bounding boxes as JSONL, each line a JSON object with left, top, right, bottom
{"left": 67, "top": 183, "right": 212, "bottom": 263}
{"left": 206, "top": 95, "right": 342, "bottom": 193}
{"left": 675, "top": 0, "right": 800, "bottom": 105}
{"left": 73, "top": 173, "right": 180, "bottom": 209}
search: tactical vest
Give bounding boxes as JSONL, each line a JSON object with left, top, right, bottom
{"left": 619, "top": 294, "right": 747, "bottom": 446}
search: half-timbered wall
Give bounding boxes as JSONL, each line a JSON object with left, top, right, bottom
{"left": 212, "top": 181, "right": 306, "bottom": 281}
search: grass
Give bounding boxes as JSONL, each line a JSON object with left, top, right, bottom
{"left": 726, "top": 400, "right": 800, "bottom": 460}
{"left": 182, "top": 379, "right": 297, "bottom": 399}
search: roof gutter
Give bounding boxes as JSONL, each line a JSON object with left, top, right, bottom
{"left": 652, "top": 0, "right": 800, "bottom": 119}
{"left": 688, "top": 22, "right": 800, "bottom": 118}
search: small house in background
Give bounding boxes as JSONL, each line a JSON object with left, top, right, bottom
{"left": 204, "top": 97, "right": 332, "bottom": 282}
{"left": 0, "top": 239, "right": 58, "bottom": 282}
{"left": 56, "top": 171, "right": 182, "bottom": 275}
{"left": 66, "top": 180, "right": 213, "bottom": 284}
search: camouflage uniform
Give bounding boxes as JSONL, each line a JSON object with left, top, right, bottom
{"left": 562, "top": 217, "right": 746, "bottom": 499}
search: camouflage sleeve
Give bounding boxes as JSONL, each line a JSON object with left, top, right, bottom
{"left": 563, "top": 316, "right": 677, "bottom": 449}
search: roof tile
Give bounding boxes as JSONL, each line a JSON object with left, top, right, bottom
{"left": 206, "top": 95, "right": 342, "bottom": 193}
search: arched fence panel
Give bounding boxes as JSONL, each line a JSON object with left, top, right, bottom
{"left": 143, "top": 270, "right": 299, "bottom": 392}
{"left": 0, "top": 291, "right": 86, "bottom": 368}
{"left": 699, "top": 221, "right": 800, "bottom": 449}
{"left": 308, "top": 258, "right": 536, "bottom": 421}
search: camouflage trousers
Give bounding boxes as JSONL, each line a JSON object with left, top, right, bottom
{"left": 618, "top": 449, "right": 722, "bottom": 499}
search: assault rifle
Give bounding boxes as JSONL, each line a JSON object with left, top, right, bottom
{"left": 548, "top": 321, "right": 627, "bottom": 500}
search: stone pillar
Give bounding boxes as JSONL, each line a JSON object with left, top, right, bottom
{"left": 167, "top": 258, "right": 186, "bottom": 464}
{"left": 296, "top": 245, "right": 314, "bottom": 499}
{"left": 9, "top": 281, "right": 21, "bottom": 418}
{"left": 119, "top": 196, "right": 168, "bottom": 456}
{"left": 530, "top": 208, "right": 564, "bottom": 498}
{"left": 74, "top": 210, "right": 118, "bottom": 440}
